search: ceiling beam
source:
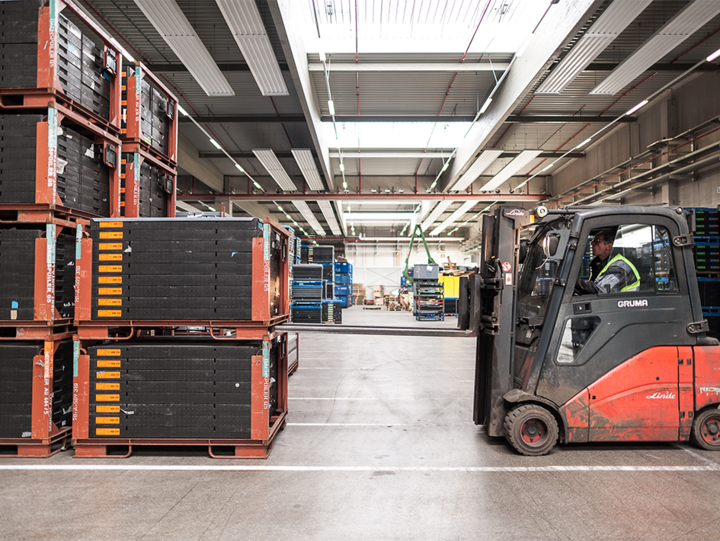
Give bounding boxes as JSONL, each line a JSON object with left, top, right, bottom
{"left": 585, "top": 62, "right": 718, "bottom": 72}
{"left": 177, "top": 133, "right": 224, "bottom": 193}
{"left": 178, "top": 193, "right": 545, "bottom": 203}
{"left": 179, "top": 115, "right": 306, "bottom": 123}
{"left": 147, "top": 62, "right": 289, "bottom": 73}
{"left": 504, "top": 115, "right": 633, "bottom": 123}
{"left": 307, "top": 62, "right": 510, "bottom": 72}
{"left": 199, "top": 151, "right": 585, "bottom": 159}
{"left": 444, "top": 0, "right": 603, "bottom": 193}
{"left": 180, "top": 114, "right": 631, "bottom": 124}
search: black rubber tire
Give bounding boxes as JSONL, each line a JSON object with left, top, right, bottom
{"left": 691, "top": 408, "right": 720, "bottom": 451}
{"left": 504, "top": 404, "right": 559, "bottom": 456}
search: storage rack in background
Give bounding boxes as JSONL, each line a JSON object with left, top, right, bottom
{"left": 439, "top": 275, "right": 459, "bottom": 316}
{"left": 72, "top": 217, "right": 291, "bottom": 458}
{"left": 693, "top": 207, "right": 720, "bottom": 340}
{"left": 334, "top": 262, "right": 353, "bottom": 308}
{"left": 0, "top": 0, "right": 132, "bottom": 457}
{"left": 413, "top": 265, "right": 444, "bottom": 321}
{"left": 292, "top": 244, "right": 342, "bottom": 324}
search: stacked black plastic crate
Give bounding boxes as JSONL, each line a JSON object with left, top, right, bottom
{"left": 298, "top": 244, "right": 341, "bottom": 323}
{"left": 290, "top": 263, "right": 324, "bottom": 323}
{"left": 334, "top": 262, "right": 353, "bottom": 308}
{"left": 693, "top": 208, "right": 720, "bottom": 339}
{"left": 413, "top": 265, "right": 444, "bottom": 321}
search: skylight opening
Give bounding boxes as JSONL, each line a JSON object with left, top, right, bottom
{"left": 324, "top": 122, "right": 472, "bottom": 149}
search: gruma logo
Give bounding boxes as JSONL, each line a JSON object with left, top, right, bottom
{"left": 646, "top": 391, "right": 676, "bottom": 400}
{"left": 617, "top": 299, "right": 648, "bottom": 308}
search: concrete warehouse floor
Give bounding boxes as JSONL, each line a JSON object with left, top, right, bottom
{"left": 1, "top": 307, "right": 720, "bottom": 540}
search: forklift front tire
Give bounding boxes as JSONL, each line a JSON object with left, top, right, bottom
{"left": 691, "top": 408, "right": 720, "bottom": 451}
{"left": 504, "top": 404, "right": 559, "bottom": 456}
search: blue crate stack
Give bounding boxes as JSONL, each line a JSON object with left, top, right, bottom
{"left": 334, "top": 261, "right": 353, "bottom": 308}
{"left": 693, "top": 208, "right": 720, "bottom": 340}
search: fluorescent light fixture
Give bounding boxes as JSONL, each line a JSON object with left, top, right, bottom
{"left": 207, "top": 206, "right": 216, "bottom": 212}
{"left": 421, "top": 200, "right": 452, "bottom": 232}
{"left": 480, "top": 150, "right": 543, "bottom": 192}
{"left": 575, "top": 137, "right": 593, "bottom": 149}
{"left": 708, "top": 47, "right": 720, "bottom": 62}
{"left": 479, "top": 97, "right": 492, "bottom": 114}
{"left": 253, "top": 149, "right": 297, "bottom": 191}
{"left": 591, "top": 0, "right": 720, "bottom": 95}
{"left": 430, "top": 201, "right": 477, "bottom": 236}
{"left": 235, "top": 163, "right": 245, "bottom": 172}
{"left": 292, "top": 149, "right": 324, "bottom": 190}
{"left": 344, "top": 212, "right": 415, "bottom": 223}
{"left": 210, "top": 139, "right": 222, "bottom": 150}
{"left": 535, "top": 0, "right": 652, "bottom": 94}
{"left": 450, "top": 149, "right": 503, "bottom": 192}
{"left": 318, "top": 51, "right": 326, "bottom": 62}
{"left": 134, "top": 0, "right": 234, "bottom": 96}
{"left": 318, "top": 200, "right": 342, "bottom": 235}
{"left": 328, "top": 100, "right": 336, "bottom": 116}
{"left": 215, "top": 0, "right": 288, "bottom": 96}
{"left": 541, "top": 163, "right": 553, "bottom": 172}
{"left": 626, "top": 100, "right": 648, "bottom": 115}
{"left": 177, "top": 105, "right": 189, "bottom": 116}
{"left": 294, "top": 201, "right": 326, "bottom": 236}
{"left": 339, "top": 163, "right": 345, "bottom": 172}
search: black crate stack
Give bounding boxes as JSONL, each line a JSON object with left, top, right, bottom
{"left": 119, "top": 153, "right": 169, "bottom": 217}
{"left": 693, "top": 208, "right": 720, "bottom": 340}
{"left": 290, "top": 263, "right": 324, "bottom": 323}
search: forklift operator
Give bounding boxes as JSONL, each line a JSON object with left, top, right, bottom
{"left": 574, "top": 230, "right": 641, "bottom": 295}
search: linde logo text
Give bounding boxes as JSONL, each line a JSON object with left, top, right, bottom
{"left": 646, "top": 391, "right": 675, "bottom": 399}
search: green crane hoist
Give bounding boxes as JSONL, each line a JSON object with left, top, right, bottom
{"left": 402, "top": 224, "right": 437, "bottom": 285}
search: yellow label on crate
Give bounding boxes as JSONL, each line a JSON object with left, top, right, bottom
{"left": 95, "top": 394, "right": 120, "bottom": 402}
{"left": 99, "top": 222, "right": 124, "bottom": 228}
{"left": 99, "top": 254, "right": 123, "bottom": 261}
{"left": 97, "top": 360, "right": 121, "bottom": 368}
{"left": 98, "top": 277, "right": 122, "bottom": 284}
{"left": 96, "top": 349, "right": 121, "bottom": 356}
{"left": 96, "top": 371, "right": 121, "bottom": 379}
{"left": 98, "top": 310, "right": 122, "bottom": 318}
{"left": 98, "top": 299, "right": 122, "bottom": 306}
{"left": 99, "top": 243, "right": 123, "bottom": 251}
{"left": 98, "top": 266, "right": 122, "bottom": 273}
{"left": 96, "top": 383, "right": 120, "bottom": 391}
{"left": 96, "top": 428, "right": 120, "bottom": 436}
{"left": 99, "top": 232, "right": 123, "bottom": 239}
{"left": 98, "top": 288, "right": 122, "bottom": 296}
{"left": 95, "top": 417, "right": 120, "bottom": 424}
{"left": 96, "top": 405, "right": 120, "bottom": 413}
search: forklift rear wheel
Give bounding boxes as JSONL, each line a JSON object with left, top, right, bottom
{"left": 691, "top": 408, "right": 720, "bottom": 451}
{"left": 504, "top": 404, "right": 559, "bottom": 456}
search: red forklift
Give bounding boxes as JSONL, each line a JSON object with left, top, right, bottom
{"left": 472, "top": 205, "right": 720, "bottom": 455}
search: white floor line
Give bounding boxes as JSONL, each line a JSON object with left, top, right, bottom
{"left": 674, "top": 444, "right": 720, "bottom": 467}
{"left": 0, "top": 465, "right": 717, "bottom": 472}
{"left": 298, "top": 367, "right": 474, "bottom": 370}
{"left": 287, "top": 422, "right": 473, "bottom": 427}
{"left": 288, "top": 397, "right": 467, "bottom": 401}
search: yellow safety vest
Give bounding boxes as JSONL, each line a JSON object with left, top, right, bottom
{"left": 597, "top": 253, "right": 640, "bottom": 292}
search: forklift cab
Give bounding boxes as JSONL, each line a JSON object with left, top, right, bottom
{"left": 474, "top": 205, "right": 720, "bottom": 455}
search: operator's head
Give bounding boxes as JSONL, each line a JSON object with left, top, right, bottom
{"left": 591, "top": 230, "right": 614, "bottom": 261}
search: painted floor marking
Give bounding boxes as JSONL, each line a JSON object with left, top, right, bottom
{"left": 288, "top": 397, "right": 468, "bottom": 401}
{"left": 287, "top": 422, "right": 474, "bottom": 427}
{"left": 0, "top": 465, "right": 718, "bottom": 472}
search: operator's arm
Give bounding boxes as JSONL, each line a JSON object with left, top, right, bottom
{"left": 574, "top": 279, "right": 599, "bottom": 295}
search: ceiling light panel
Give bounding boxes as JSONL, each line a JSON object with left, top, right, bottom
{"left": 252, "top": 149, "right": 297, "bottom": 191}
{"left": 430, "top": 201, "right": 477, "bottom": 236}
{"left": 294, "top": 201, "right": 326, "bottom": 236}
{"left": 420, "top": 200, "right": 452, "bottom": 232}
{"left": 292, "top": 149, "right": 325, "bottom": 190}
{"left": 215, "top": 0, "right": 289, "bottom": 96}
{"left": 344, "top": 213, "right": 415, "bottom": 222}
{"left": 134, "top": 0, "right": 234, "bottom": 96}
{"left": 450, "top": 150, "right": 504, "bottom": 192}
{"left": 536, "top": 0, "right": 652, "bottom": 94}
{"left": 480, "top": 150, "right": 543, "bottom": 192}
{"left": 590, "top": 0, "right": 720, "bottom": 95}
{"left": 318, "top": 200, "right": 342, "bottom": 235}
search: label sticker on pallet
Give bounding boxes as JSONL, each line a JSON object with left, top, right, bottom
{"left": 99, "top": 243, "right": 123, "bottom": 251}
{"left": 95, "top": 394, "right": 120, "bottom": 402}
{"left": 98, "top": 310, "right": 122, "bottom": 317}
{"left": 97, "top": 360, "right": 121, "bottom": 368}
{"left": 98, "top": 299, "right": 122, "bottom": 306}
{"left": 95, "top": 428, "right": 120, "bottom": 436}
{"left": 96, "top": 405, "right": 121, "bottom": 413}
{"left": 98, "top": 254, "right": 123, "bottom": 261}
{"left": 96, "top": 349, "right": 121, "bottom": 356}
{"left": 98, "top": 288, "right": 122, "bottom": 296}
{"left": 96, "top": 383, "right": 120, "bottom": 391}
{"left": 100, "top": 222, "right": 124, "bottom": 228}
{"left": 98, "top": 266, "right": 122, "bottom": 273}
{"left": 95, "top": 417, "right": 120, "bottom": 425}
{"left": 99, "top": 232, "right": 123, "bottom": 239}
{"left": 96, "top": 371, "right": 121, "bottom": 379}
{"left": 98, "top": 277, "right": 123, "bottom": 284}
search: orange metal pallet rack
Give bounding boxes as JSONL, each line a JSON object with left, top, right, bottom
{"left": 0, "top": 0, "right": 122, "bottom": 132}
{"left": 121, "top": 63, "right": 178, "bottom": 165}
{"left": 72, "top": 332, "right": 288, "bottom": 458}
{"left": 0, "top": 331, "right": 74, "bottom": 457}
